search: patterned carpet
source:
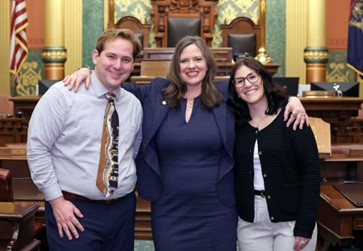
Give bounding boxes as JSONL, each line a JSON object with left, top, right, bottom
{"left": 134, "top": 241, "right": 155, "bottom": 251}
{"left": 134, "top": 241, "right": 242, "bottom": 251}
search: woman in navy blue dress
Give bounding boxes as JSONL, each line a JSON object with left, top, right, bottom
{"left": 129, "top": 36, "right": 238, "bottom": 250}
{"left": 64, "top": 35, "right": 308, "bottom": 251}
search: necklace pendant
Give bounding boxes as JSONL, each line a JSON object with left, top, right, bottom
{"left": 187, "top": 99, "right": 194, "bottom": 109}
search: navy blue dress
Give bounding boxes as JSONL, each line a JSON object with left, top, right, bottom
{"left": 152, "top": 97, "right": 236, "bottom": 251}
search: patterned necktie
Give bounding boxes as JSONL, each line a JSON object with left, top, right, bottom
{"left": 96, "top": 93, "right": 119, "bottom": 197}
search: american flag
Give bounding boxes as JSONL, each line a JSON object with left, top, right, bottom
{"left": 9, "top": 0, "right": 29, "bottom": 79}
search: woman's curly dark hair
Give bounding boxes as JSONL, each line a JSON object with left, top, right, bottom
{"left": 227, "top": 57, "right": 288, "bottom": 125}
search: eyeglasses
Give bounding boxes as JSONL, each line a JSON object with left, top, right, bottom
{"left": 232, "top": 71, "right": 260, "bottom": 87}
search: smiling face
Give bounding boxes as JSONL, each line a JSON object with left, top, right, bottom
{"left": 234, "top": 65, "right": 265, "bottom": 105}
{"left": 92, "top": 37, "right": 134, "bottom": 92}
{"left": 179, "top": 44, "right": 208, "bottom": 88}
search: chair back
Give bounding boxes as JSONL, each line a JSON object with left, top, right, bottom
{"left": 167, "top": 17, "right": 201, "bottom": 47}
{"left": 0, "top": 93, "right": 14, "bottom": 116}
{"left": 228, "top": 33, "right": 256, "bottom": 59}
{"left": 0, "top": 168, "right": 14, "bottom": 202}
{"left": 115, "top": 16, "right": 150, "bottom": 48}
{"left": 221, "top": 17, "right": 261, "bottom": 58}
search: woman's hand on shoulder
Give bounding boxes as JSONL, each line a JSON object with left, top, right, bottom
{"left": 63, "top": 67, "right": 92, "bottom": 92}
{"left": 284, "top": 96, "right": 309, "bottom": 130}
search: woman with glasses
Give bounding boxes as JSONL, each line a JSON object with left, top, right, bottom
{"left": 227, "top": 57, "right": 320, "bottom": 251}
{"left": 63, "top": 35, "right": 308, "bottom": 251}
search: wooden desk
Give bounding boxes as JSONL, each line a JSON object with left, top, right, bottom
{"left": 140, "top": 59, "right": 171, "bottom": 77}
{"left": 0, "top": 202, "right": 40, "bottom": 251}
{"left": 132, "top": 60, "right": 279, "bottom": 77}
{"left": 318, "top": 182, "right": 363, "bottom": 250}
{"left": 8, "top": 97, "right": 40, "bottom": 122}
{"left": 142, "top": 47, "right": 174, "bottom": 59}
{"left": 2, "top": 97, "right": 40, "bottom": 146}
{"left": 132, "top": 47, "right": 279, "bottom": 77}
{"left": 130, "top": 75, "right": 230, "bottom": 85}
{"left": 320, "top": 153, "right": 363, "bottom": 183}
{"left": 0, "top": 147, "right": 44, "bottom": 226}
{"left": 299, "top": 97, "right": 363, "bottom": 143}
{"left": 132, "top": 60, "right": 236, "bottom": 77}
{"left": 0, "top": 118, "right": 27, "bottom": 147}
{"left": 142, "top": 47, "right": 233, "bottom": 62}
{"left": 299, "top": 97, "right": 363, "bottom": 119}
{"left": 318, "top": 146, "right": 363, "bottom": 250}
{"left": 129, "top": 76, "right": 155, "bottom": 85}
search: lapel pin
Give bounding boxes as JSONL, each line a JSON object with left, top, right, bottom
{"left": 162, "top": 100, "right": 167, "bottom": 105}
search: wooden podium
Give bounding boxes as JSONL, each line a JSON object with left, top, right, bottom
{"left": 0, "top": 202, "right": 40, "bottom": 251}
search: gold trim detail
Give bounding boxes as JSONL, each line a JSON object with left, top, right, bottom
{"left": 41, "top": 51, "right": 68, "bottom": 60}
{"left": 255, "top": 47, "right": 272, "bottom": 65}
{"left": 304, "top": 51, "right": 329, "bottom": 60}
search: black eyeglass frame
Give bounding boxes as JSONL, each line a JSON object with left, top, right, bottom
{"left": 232, "top": 71, "right": 260, "bottom": 87}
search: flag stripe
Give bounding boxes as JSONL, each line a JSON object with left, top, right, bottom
{"left": 9, "top": 0, "right": 29, "bottom": 78}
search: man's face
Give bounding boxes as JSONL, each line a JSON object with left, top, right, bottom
{"left": 92, "top": 37, "right": 134, "bottom": 91}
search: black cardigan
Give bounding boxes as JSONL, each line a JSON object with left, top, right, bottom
{"left": 233, "top": 108, "right": 320, "bottom": 238}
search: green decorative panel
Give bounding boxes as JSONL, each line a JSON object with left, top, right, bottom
{"left": 13, "top": 50, "right": 43, "bottom": 96}
{"left": 82, "top": 0, "right": 104, "bottom": 67}
{"left": 266, "top": 0, "right": 285, "bottom": 76}
{"left": 114, "top": 0, "right": 152, "bottom": 24}
{"left": 212, "top": 0, "right": 259, "bottom": 48}
{"left": 212, "top": 0, "right": 285, "bottom": 76}
{"left": 114, "top": 0, "right": 156, "bottom": 47}
{"left": 327, "top": 50, "right": 356, "bottom": 82}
